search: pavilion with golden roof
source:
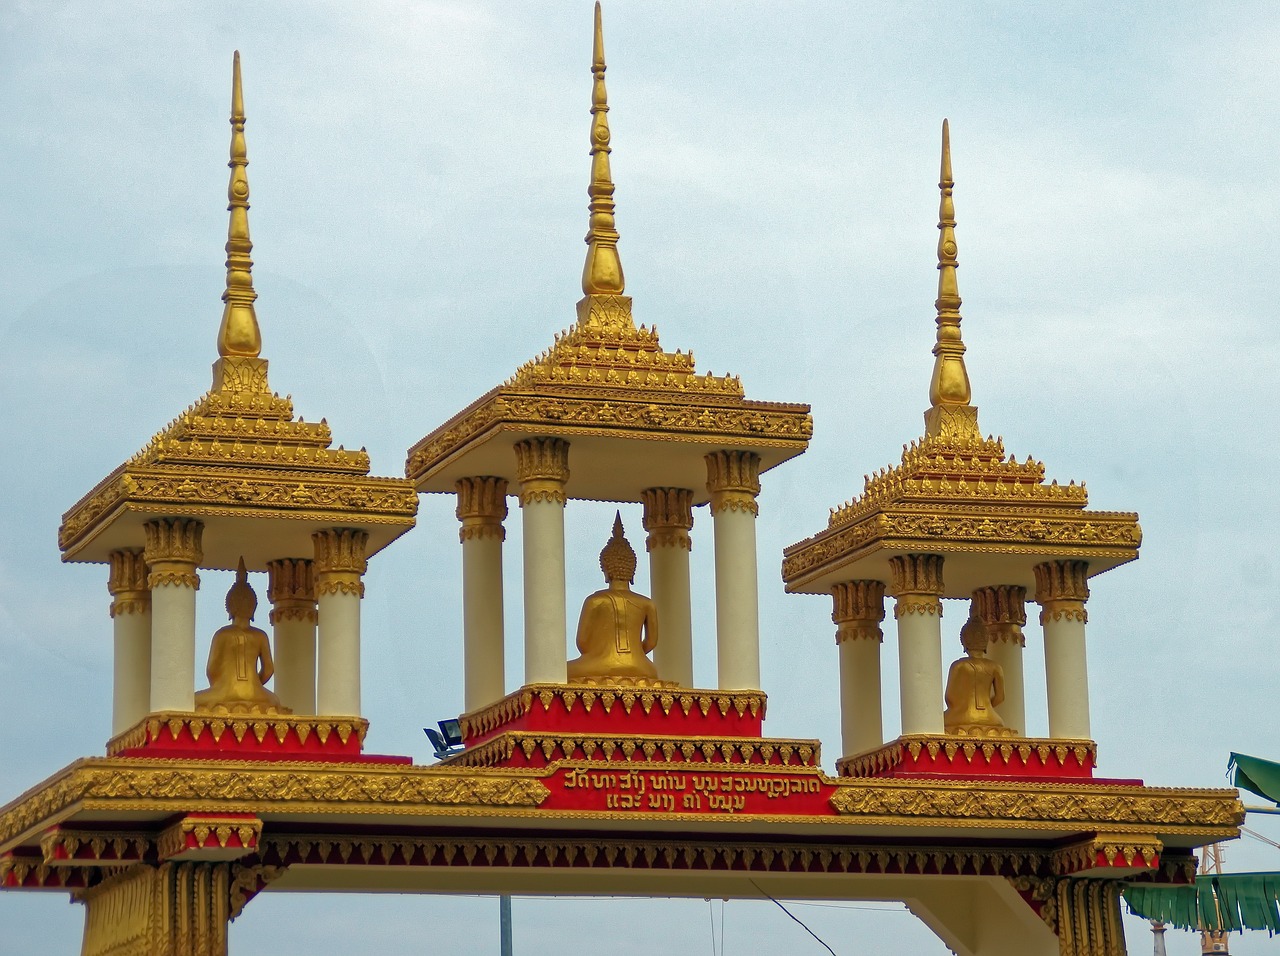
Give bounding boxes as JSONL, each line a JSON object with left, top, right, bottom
{"left": 0, "top": 10, "right": 1241, "bottom": 956}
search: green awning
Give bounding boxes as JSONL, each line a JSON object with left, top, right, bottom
{"left": 1123, "top": 874, "right": 1280, "bottom": 933}
{"left": 1229, "top": 753, "right": 1280, "bottom": 806}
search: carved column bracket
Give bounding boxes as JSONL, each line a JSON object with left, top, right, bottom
{"left": 972, "top": 584, "right": 1027, "bottom": 645}
{"left": 640, "top": 487, "right": 694, "bottom": 551}
{"left": 888, "top": 554, "right": 944, "bottom": 617}
{"left": 704, "top": 450, "right": 761, "bottom": 515}
{"left": 832, "top": 580, "right": 886, "bottom": 644}
{"left": 143, "top": 519, "right": 204, "bottom": 590}
{"left": 108, "top": 550, "right": 150, "bottom": 618}
{"left": 456, "top": 476, "right": 509, "bottom": 542}
{"left": 267, "top": 559, "right": 316, "bottom": 624}
{"left": 1034, "top": 560, "right": 1090, "bottom": 625}
{"left": 313, "top": 529, "right": 368, "bottom": 599}
{"left": 514, "top": 438, "right": 570, "bottom": 506}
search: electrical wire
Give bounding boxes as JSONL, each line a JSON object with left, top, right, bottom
{"left": 1241, "top": 825, "right": 1280, "bottom": 851}
{"left": 750, "top": 879, "right": 839, "bottom": 956}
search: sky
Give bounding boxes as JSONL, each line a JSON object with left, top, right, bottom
{"left": 2, "top": 1, "right": 1279, "bottom": 953}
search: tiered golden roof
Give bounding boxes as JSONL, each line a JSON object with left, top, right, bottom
{"left": 406, "top": 4, "right": 810, "bottom": 502}
{"left": 782, "top": 121, "right": 1140, "bottom": 597}
{"left": 59, "top": 53, "right": 417, "bottom": 570}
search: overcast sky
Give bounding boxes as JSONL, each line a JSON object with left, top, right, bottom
{"left": 3, "top": 2, "right": 1279, "bottom": 953}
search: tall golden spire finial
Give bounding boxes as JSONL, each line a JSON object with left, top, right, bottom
{"left": 924, "top": 119, "right": 979, "bottom": 442}
{"left": 581, "top": 1, "right": 625, "bottom": 297}
{"left": 217, "top": 51, "right": 262, "bottom": 360}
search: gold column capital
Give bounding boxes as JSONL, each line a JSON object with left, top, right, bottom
{"left": 456, "top": 477, "right": 509, "bottom": 542}
{"left": 972, "top": 584, "right": 1027, "bottom": 647}
{"left": 267, "top": 558, "right": 316, "bottom": 624}
{"left": 704, "top": 451, "right": 761, "bottom": 516}
{"left": 640, "top": 487, "right": 694, "bottom": 551}
{"left": 888, "top": 554, "right": 944, "bottom": 619}
{"left": 107, "top": 549, "right": 150, "bottom": 618}
{"left": 1033, "top": 560, "right": 1089, "bottom": 625}
{"left": 832, "top": 580, "right": 885, "bottom": 645}
{"left": 143, "top": 518, "right": 204, "bottom": 590}
{"left": 514, "top": 438, "right": 570, "bottom": 506}
{"left": 313, "top": 529, "right": 368, "bottom": 599}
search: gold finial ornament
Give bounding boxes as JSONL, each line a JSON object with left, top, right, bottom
{"left": 581, "top": 2, "right": 625, "bottom": 297}
{"left": 567, "top": 512, "right": 664, "bottom": 684}
{"left": 217, "top": 51, "right": 262, "bottom": 360}
{"left": 923, "top": 119, "right": 981, "bottom": 442}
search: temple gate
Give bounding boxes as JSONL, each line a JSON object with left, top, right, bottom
{"left": 0, "top": 8, "right": 1240, "bottom": 956}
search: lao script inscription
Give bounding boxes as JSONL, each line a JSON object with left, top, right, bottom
{"left": 562, "top": 769, "right": 824, "bottom": 815}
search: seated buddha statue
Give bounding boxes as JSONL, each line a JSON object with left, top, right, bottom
{"left": 942, "top": 614, "right": 1012, "bottom": 737}
{"left": 567, "top": 513, "right": 660, "bottom": 683}
{"left": 194, "top": 558, "right": 289, "bottom": 715}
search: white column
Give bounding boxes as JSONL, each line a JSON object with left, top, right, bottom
{"left": 641, "top": 487, "right": 694, "bottom": 687}
{"left": 457, "top": 477, "right": 508, "bottom": 710}
{"left": 705, "top": 451, "right": 762, "bottom": 691}
{"left": 889, "top": 554, "right": 945, "bottom": 736}
{"left": 267, "top": 559, "right": 317, "bottom": 715}
{"left": 143, "top": 519, "right": 203, "bottom": 714}
{"left": 108, "top": 549, "right": 151, "bottom": 734}
{"left": 514, "top": 438, "right": 569, "bottom": 685}
{"left": 1035, "top": 560, "right": 1091, "bottom": 739}
{"left": 973, "top": 585, "right": 1027, "bottom": 735}
{"left": 314, "top": 529, "right": 367, "bottom": 718}
{"left": 833, "top": 580, "right": 885, "bottom": 756}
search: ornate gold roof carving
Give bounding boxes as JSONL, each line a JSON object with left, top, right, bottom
{"left": 782, "top": 122, "right": 1140, "bottom": 593}
{"left": 61, "top": 54, "right": 416, "bottom": 562}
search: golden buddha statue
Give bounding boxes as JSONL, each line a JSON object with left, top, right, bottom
{"left": 194, "top": 559, "right": 290, "bottom": 715}
{"left": 942, "top": 614, "right": 1013, "bottom": 737}
{"left": 567, "top": 513, "right": 660, "bottom": 683}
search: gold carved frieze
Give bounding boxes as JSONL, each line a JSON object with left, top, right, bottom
{"left": 60, "top": 467, "right": 418, "bottom": 554}
{"left": 0, "top": 762, "right": 553, "bottom": 850}
{"left": 405, "top": 387, "right": 811, "bottom": 486}
{"left": 829, "top": 780, "right": 1244, "bottom": 829}
{"left": 782, "top": 505, "right": 1140, "bottom": 590}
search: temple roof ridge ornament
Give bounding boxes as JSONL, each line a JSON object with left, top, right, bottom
{"left": 59, "top": 54, "right": 417, "bottom": 569}
{"left": 781, "top": 121, "right": 1139, "bottom": 598}
{"left": 406, "top": 6, "right": 810, "bottom": 501}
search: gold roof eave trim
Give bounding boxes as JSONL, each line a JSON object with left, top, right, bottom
{"left": 60, "top": 466, "right": 418, "bottom": 558}
{"left": 782, "top": 506, "right": 1142, "bottom": 593}
{"left": 406, "top": 385, "right": 812, "bottom": 487}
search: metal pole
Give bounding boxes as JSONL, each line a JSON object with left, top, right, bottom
{"left": 500, "top": 894, "right": 513, "bottom": 956}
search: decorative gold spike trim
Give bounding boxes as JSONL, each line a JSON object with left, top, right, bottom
{"left": 458, "top": 684, "right": 768, "bottom": 742}
{"left": 1051, "top": 835, "right": 1163, "bottom": 874}
{"left": 156, "top": 815, "right": 263, "bottom": 862}
{"left": 446, "top": 732, "right": 820, "bottom": 769}
{"left": 40, "top": 829, "right": 150, "bottom": 867}
{"left": 315, "top": 576, "right": 365, "bottom": 599}
{"left": 147, "top": 570, "right": 201, "bottom": 591}
{"left": 835, "top": 735, "right": 1097, "bottom": 779}
{"left": 104, "top": 712, "right": 371, "bottom": 757}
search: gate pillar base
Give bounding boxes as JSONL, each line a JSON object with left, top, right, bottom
{"left": 77, "top": 861, "right": 284, "bottom": 956}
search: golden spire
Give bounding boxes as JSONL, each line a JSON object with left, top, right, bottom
{"left": 924, "top": 119, "right": 979, "bottom": 442}
{"left": 217, "top": 51, "right": 262, "bottom": 359}
{"left": 581, "top": 1, "right": 625, "bottom": 297}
